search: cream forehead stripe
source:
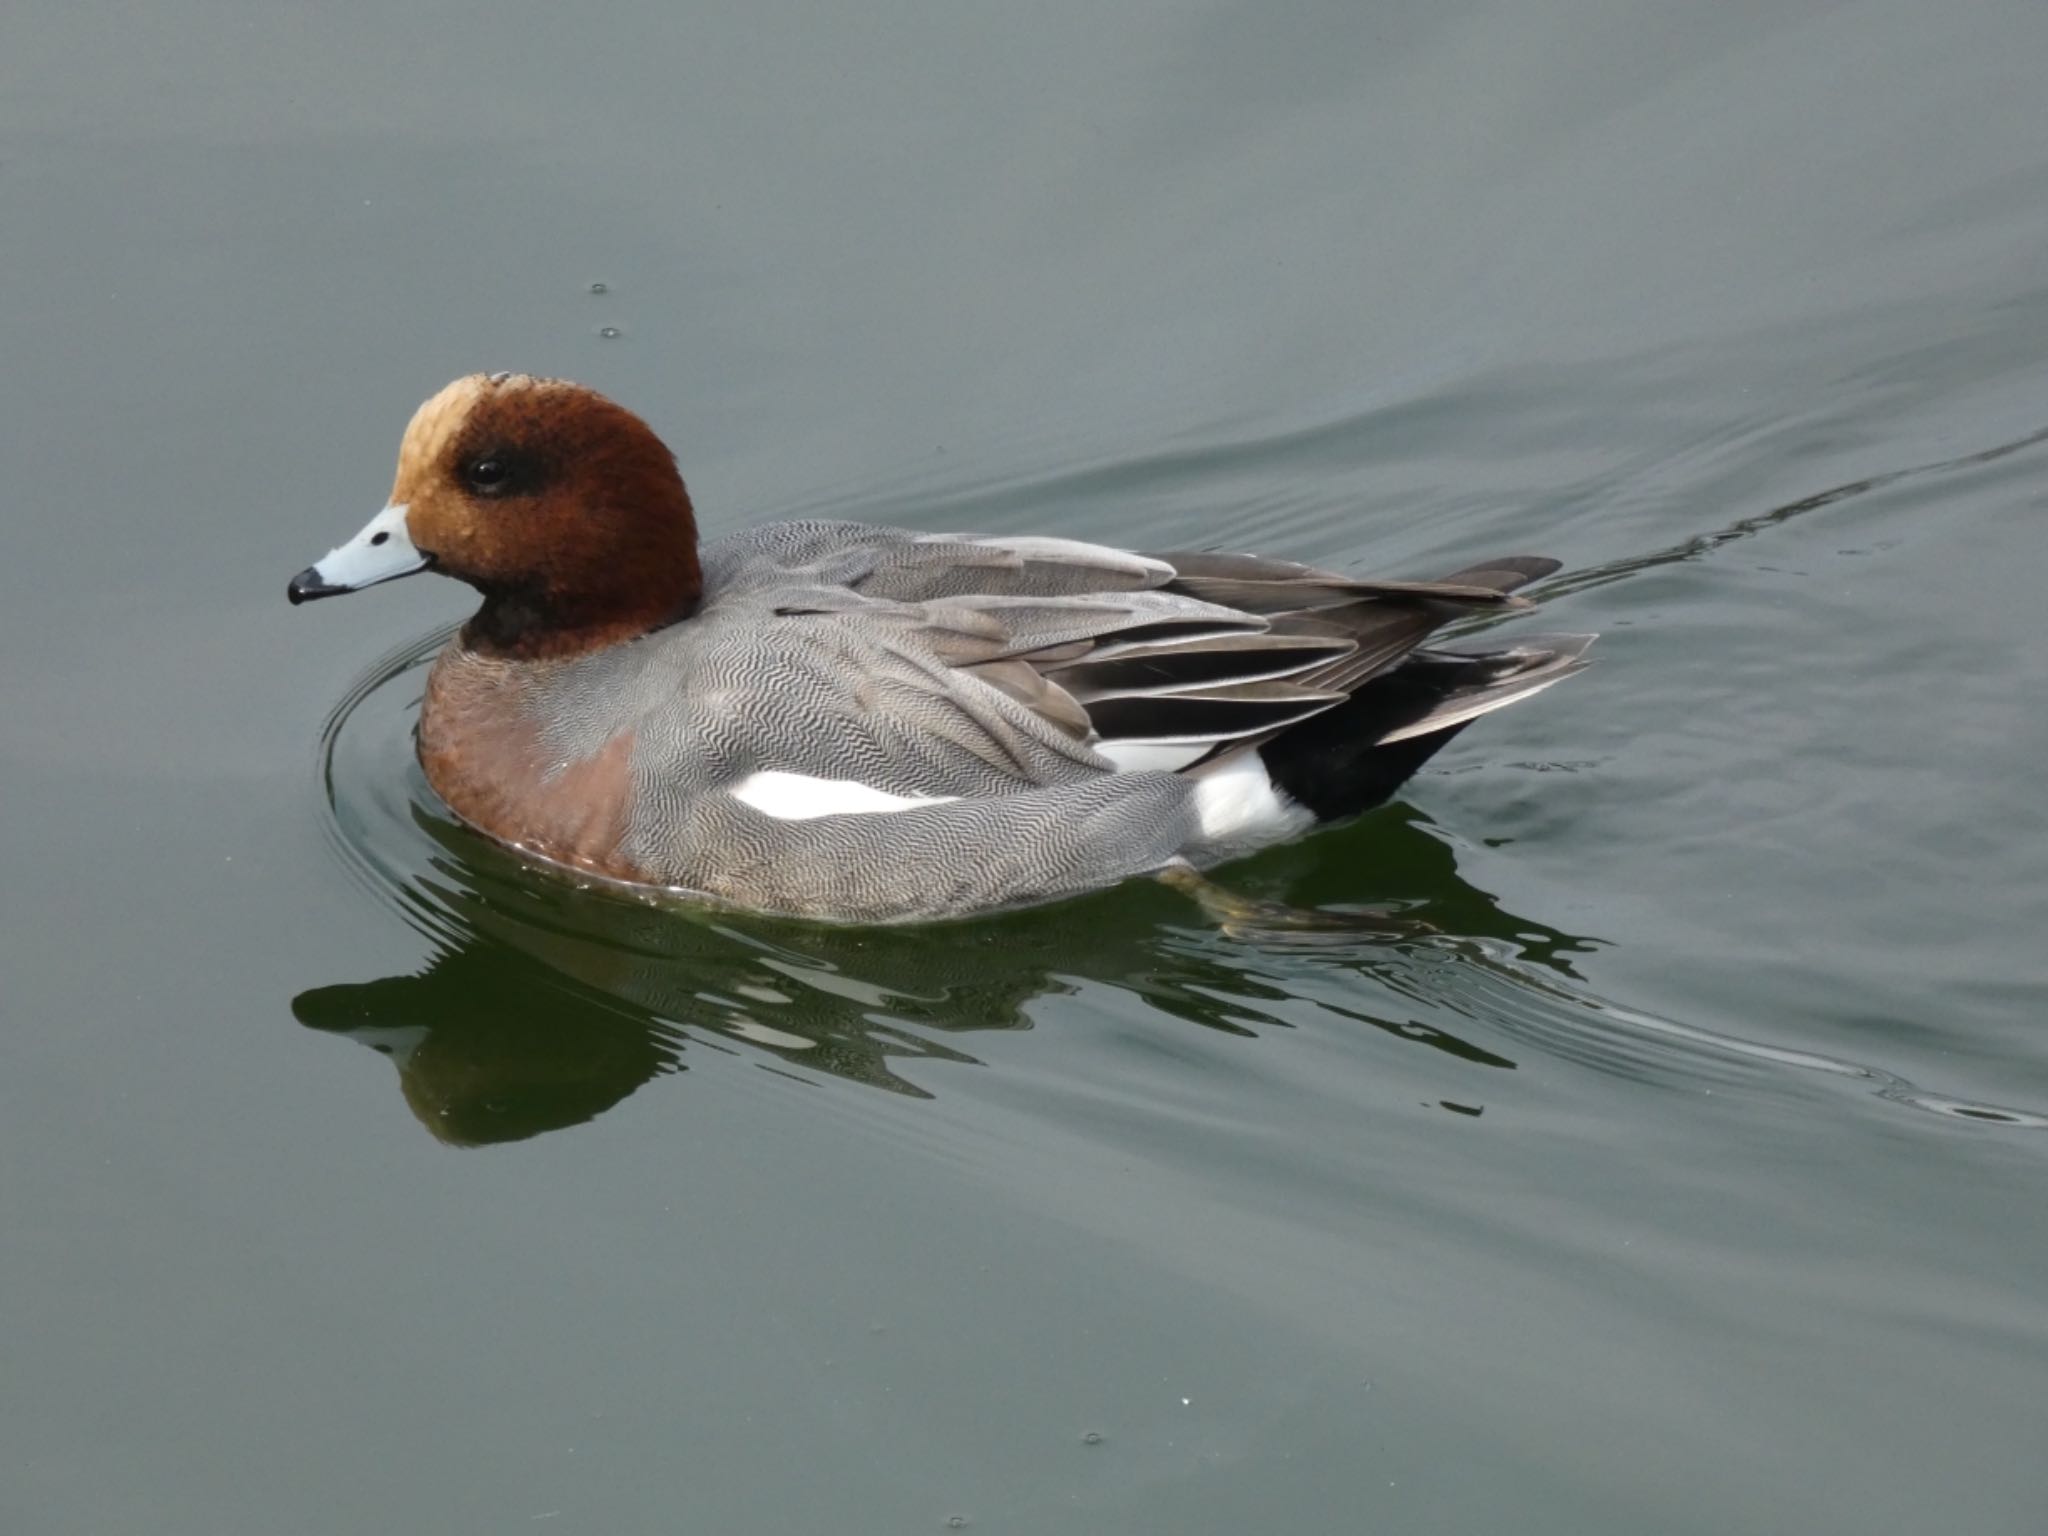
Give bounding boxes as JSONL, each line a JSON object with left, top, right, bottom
{"left": 391, "top": 374, "right": 553, "bottom": 493}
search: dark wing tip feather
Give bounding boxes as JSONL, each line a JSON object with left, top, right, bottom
{"left": 1432, "top": 555, "right": 1562, "bottom": 593}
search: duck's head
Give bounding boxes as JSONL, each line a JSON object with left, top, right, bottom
{"left": 289, "top": 373, "right": 701, "bottom": 656}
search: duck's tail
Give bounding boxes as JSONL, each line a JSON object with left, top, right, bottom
{"left": 1253, "top": 633, "right": 1592, "bottom": 820}
{"left": 1248, "top": 554, "right": 1594, "bottom": 822}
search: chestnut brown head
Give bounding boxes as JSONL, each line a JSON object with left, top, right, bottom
{"left": 289, "top": 374, "right": 702, "bottom": 656}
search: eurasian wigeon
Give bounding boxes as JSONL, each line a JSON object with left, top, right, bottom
{"left": 290, "top": 373, "right": 1592, "bottom": 921}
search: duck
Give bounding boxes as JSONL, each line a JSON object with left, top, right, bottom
{"left": 289, "top": 373, "right": 1592, "bottom": 922}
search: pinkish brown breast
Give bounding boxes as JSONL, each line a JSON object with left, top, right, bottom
{"left": 418, "top": 646, "right": 647, "bottom": 881}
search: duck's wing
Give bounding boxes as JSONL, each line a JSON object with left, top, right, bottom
{"left": 789, "top": 530, "right": 1560, "bottom": 774}
{"left": 846, "top": 532, "right": 1180, "bottom": 600}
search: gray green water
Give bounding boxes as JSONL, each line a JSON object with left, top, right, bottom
{"left": 5, "top": 2, "right": 2047, "bottom": 1532}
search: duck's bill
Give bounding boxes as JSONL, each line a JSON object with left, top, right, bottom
{"left": 288, "top": 503, "right": 432, "bottom": 604}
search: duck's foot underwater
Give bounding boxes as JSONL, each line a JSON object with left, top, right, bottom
{"left": 1156, "top": 863, "right": 1436, "bottom": 940}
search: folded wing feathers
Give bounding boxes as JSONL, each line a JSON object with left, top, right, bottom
{"left": 880, "top": 537, "right": 1571, "bottom": 765}
{"left": 1285, "top": 606, "right": 1446, "bottom": 696}
{"left": 957, "top": 658, "right": 1095, "bottom": 738}
{"left": 1044, "top": 630, "right": 1356, "bottom": 701}
{"left": 1373, "top": 634, "right": 1595, "bottom": 744}
{"left": 940, "top": 591, "right": 1267, "bottom": 659}
{"left": 1430, "top": 555, "right": 1564, "bottom": 592}
{"left": 852, "top": 534, "right": 1174, "bottom": 600}
{"left": 1083, "top": 680, "right": 1346, "bottom": 746}
{"left": 954, "top": 535, "right": 1178, "bottom": 585}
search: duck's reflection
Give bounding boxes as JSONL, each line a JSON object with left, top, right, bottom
{"left": 294, "top": 949, "right": 685, "bottom": 1144}
{"left": 293, "top": 804, "right": 1596, "bottom": 1145}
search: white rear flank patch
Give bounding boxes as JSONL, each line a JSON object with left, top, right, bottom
{"left": 1188, "top": 751, "right": 1315, "bottom": 847}
{"left": 1095, "top": 739, "right": 1217, "bottom": 774}
{"left": 731, "top": 771, "right": 957, "bottom": 821}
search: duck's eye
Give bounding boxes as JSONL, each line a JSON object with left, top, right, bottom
{"left": 465, "top": 457, "right": 510, "bottom": 493}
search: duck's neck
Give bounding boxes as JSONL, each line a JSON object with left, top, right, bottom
{"left": 461, "top": 585, "right": 699, "bottom": 660}
{"left": 460, "top": 487, "right": 705, "bottom": 660}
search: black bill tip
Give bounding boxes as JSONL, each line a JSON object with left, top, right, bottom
{"left": 288, "top": 566, "right": 343, "bottom": 606}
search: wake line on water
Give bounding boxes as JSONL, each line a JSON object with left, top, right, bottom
{"left": 1457, "top": 937, "right": 2048, "bottom": 1129}
{"left": 1192, "top": 891, "right": 2048, "bottom": 1130}
{"left": 1327, "top": 420, "right": 2048, "bottom": 1127}
{"left": 1505, "top": 420, "right": 2048, "bottom": 1126}
{"left": 1530, "top": 419, "right": 2048, "bottom": 602}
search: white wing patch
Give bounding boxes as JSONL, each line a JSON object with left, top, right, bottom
{"left": 1188, "top": 751, "right": 1314, "bottom": 848}
{"left": 731, "top": 771, "right": 958, "bottom": 821}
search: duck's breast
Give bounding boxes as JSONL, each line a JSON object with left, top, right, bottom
{"left": 418, "top": 645, "right": 646, "bottom": 880}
